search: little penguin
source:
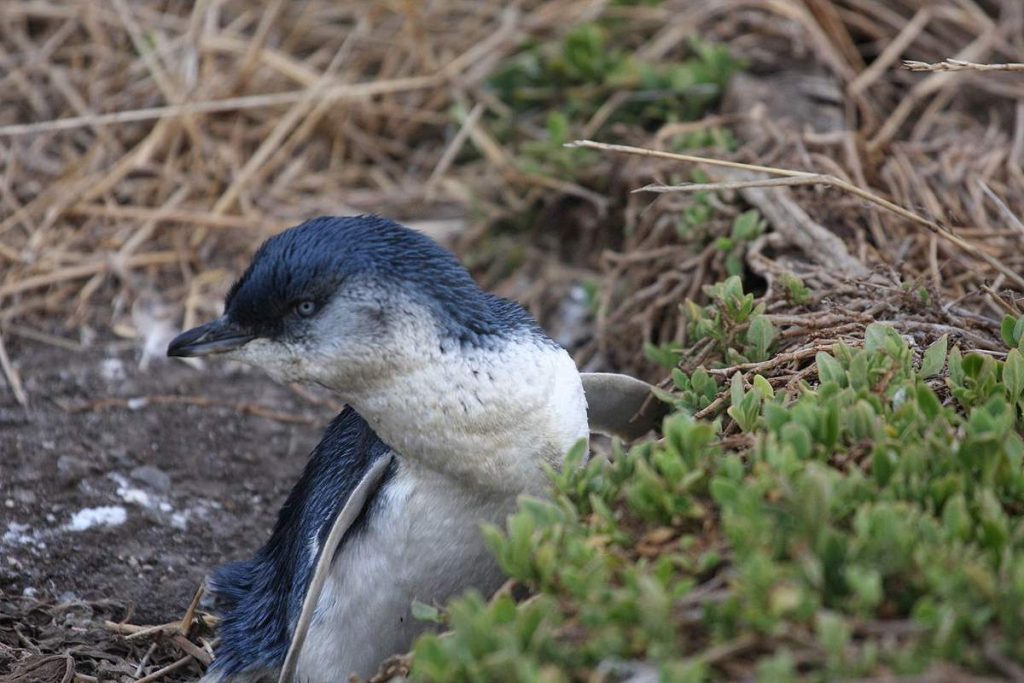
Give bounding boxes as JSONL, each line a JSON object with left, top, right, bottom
{"left": 167, "top": 215, "right": 595, "bottom": 683}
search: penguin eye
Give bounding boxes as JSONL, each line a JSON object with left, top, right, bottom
{"left": 295, "top": 300, "right": 318, "bottom": 317}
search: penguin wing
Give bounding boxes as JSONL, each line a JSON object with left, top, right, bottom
{"left": 581, "top": 372, "right": 670, "bottom": 441}
{"left": 202, "top": 408, "right": 395, "bottom": 683}
{"left": 277, "top": 451, "right": 394, "bottom": 683}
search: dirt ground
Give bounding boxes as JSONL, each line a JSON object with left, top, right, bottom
{"left": 0, "top": 336, "right": 338, "bottom": 626}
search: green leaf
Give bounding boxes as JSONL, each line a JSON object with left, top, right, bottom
{"left": 1001, "top": 315, "right": 1018, "bottom": 348}
{"left": 848, "top": 352, "right": 869, "bottom": 391}
{"left": 746, "top": 316, "right": 778, "bottom": 360}
{"left": 650, "top": 385, "right": 679, "bottom": 405}
{"left": 644, "top": 341, "right": 683, "bottom": 369}
{"left": 819, "top": 400, "right": 840, "bottom": 449}
{"left": 1004, "top": 348, "right": 1024, "bottom": 401}
{"left": 757, "top": 651, "right": 797, "bottom": 682}
{"left": 920, "top": 334, "right": 948, "bottom": 378}
{"left": 710, "top": 477, "right": 739, "bottom": 505}
{"left": 725, "top": 252, "right": 744, "bottom": 277}
{"left": 948, "top": 346, "right": 964, "bottom": 387}
{"left": 942, "top": 494, "right": 971, "bottom": 542}
{"left": 864, "top": 323, "right": 889, "bottom": 352}
{"left": 872, "top": 448, "right": 896, "bottom": 486}
{"left": 729, "top": 372, "right": 745, "bottom": 408}
{"left": 731, "top": 209, "right": 763, "bottom": 241}
{"left": 816, "top": 611, "right": 851, "bottom": 660}
{"left": 781, "top": 422, "right": 812, "bottom": 459}
{"left": 739, "top": 391, "right": 761, "bottom": 431}
{"left": 412, "top": 600, "right": 444, "bottom": 624}
{"left": 916, "top": 384, "right": 941, "bottom": 419}
{"left": 833, "top": 342, "right": 853, "bottom": 366}
{"left": 545, "top": 111, "right": 570, "bottom": 144}
{"left": 816, "top": 352, "right": 846, "bottom": 387}
{"left": 764, "top": 402, "right": 789, "bottom": 430}
{"left": 727, "top": 373, "right": 761, "bottom": 431}
{"left": 864, "top": 323, "right": 904, "bottom": 356}
{"left": 753, "top": 374, "right": 774, "bottom": 400}
{"left": 845, "top": 566, "right": 882, "bottom": 612}
{"left": 1005, "top": 432, "right": 1024, "bottom": 472}
{"left": 691, "top": 367, "right": 717, "bottom": 397}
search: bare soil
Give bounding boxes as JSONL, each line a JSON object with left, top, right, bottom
{"left": 0, "top": 337, "right": 336, "bottom": 626}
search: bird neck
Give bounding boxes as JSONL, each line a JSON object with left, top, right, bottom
{"left": 346, "top": 335, "right": 589, "bottom": 494}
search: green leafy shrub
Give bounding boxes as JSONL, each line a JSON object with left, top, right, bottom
{"left": 714, "top": 210, "right": 765, "bottom": 277}
{"left": 483, "top": 26, "right": 741, "bottom": 180}
{"left": 664, "top": 275, "right": 779, "bottom": 370}
{"left": 490, "top": 26, "right": 737, "bottom": 126}
{"left": 410, "top": 322, "right": 1024, "bottom": 681}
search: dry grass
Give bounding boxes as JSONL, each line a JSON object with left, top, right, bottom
{"left": 1, "top": 0, "right": 1022, "bottom": 374}
{"left": 562, "top": 0, "right": 1024, "bottom": 378}
{"left": 2, "top": 0, "right": 1024, "bottom": 681}
{"left": 0, "top": 1, "right": 584, "bottom": 352}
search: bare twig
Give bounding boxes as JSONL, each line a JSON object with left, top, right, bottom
{"left": 903, "top": 59, "right": 1024, "bottom": 72}
{"left": 133, "top": 655, "right": 192, "bottom": 683}
{"left": 179, "top": 583, "right": 205, "bottom": 636}
{"left": 572, "top": 139, "right": 1024, "bottom": 291}
{"left": 0, "top": 75, "right": 442, "bottom": 138}
{"left": 0, "top": 330, "right": 27, "bottom": 406}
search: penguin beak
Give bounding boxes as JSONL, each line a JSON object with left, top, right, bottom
{"left": 167, "top": 316, "right": 255, "bottom": 358}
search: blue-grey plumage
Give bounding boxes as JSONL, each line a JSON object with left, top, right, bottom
{"left": 168, "top": 216, "right": 590, "bottom": 683}
{"left": 203, "top": 409, "right": 394, "bottom": 680}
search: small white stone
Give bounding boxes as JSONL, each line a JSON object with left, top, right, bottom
{"left": 100, "top": 358, "right": 126, "bottom": 382}
{"left": 117, "top": 486, "right": 151, "bottom": 507}
{"left": 66, "top": 506, "right": 127, "bottom": 531}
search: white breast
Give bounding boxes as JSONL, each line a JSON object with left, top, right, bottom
{"left": 295, "top": 333, "right": 589, "bottom": 681}
{"left": 353, "top": 339, "right": 589, "bottom": 494}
